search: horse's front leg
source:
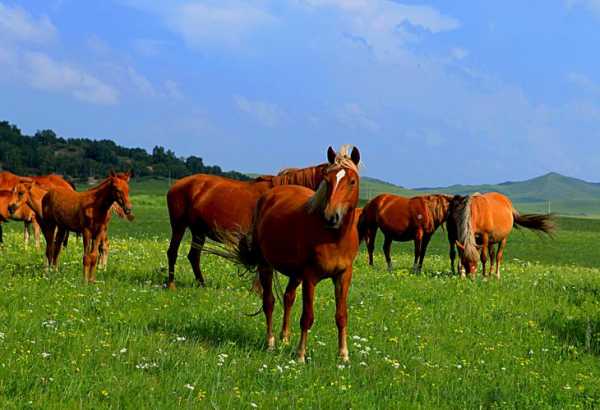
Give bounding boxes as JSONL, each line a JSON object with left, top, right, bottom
{"left": 333, "top": 268, "right": 352, "bottom": 362}
{"left": 82, "top": 229, "right": 92, "bottom": 283}
{"left": 88, "top": 231, "right": 102, "bottom": 283}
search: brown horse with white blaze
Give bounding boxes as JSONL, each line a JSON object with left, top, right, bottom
{"left": 40, "top": 171, "right": 133, "bottom": 282}
{"left": 165, "top": 161, "right": 329, "bottom": 289}
{"left": 448, "top": 192, "right": 555, "bottom": 278}
{"left": 358, "top": 194, "right": 453, "bottom": 273}
{"left": 210, "top": 146, "right": 361, "bottom": 362}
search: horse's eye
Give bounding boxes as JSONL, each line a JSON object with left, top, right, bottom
{"left": 349, "top": 179, "right": 356, "bottom": 185}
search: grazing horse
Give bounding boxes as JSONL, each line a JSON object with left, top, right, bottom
{"left": 165, "top": 161, "right": 329, "bottom": 289}
{"left": 0, "top": 190, "right": 40, "bottom": 247}
{"left": 40, "top": 171, "right": 133, "bottom": 282}
{"left": 211, "top": 146, "right": 361, "bottom": 362}
{"left": 448, "top": 192, "right": 555, "bottom": 279}
{"left": 357, "top": 194, "right": 453, "bottom": 273}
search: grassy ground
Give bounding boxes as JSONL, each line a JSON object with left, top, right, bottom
{"left": 1, "top": 188, "right": 600, "bottom": 408}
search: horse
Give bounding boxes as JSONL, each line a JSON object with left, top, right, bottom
{"left": 1, "top": 172, "right": 75, "bottom": 248}
{"left": 40, "top": 171, "right": 133, "bottom": 282}
{"left": 210, "top": 145, "right": 361, "bottom": 362}
{"left": 9, "top": 180, "right": 130, "bottom": 268}
{"left": 448, "top": 192, "right": 555, "bottom": 279}
{"left": 357, "top": 194, "right": 453, "bottom": 273}
{"left": 0, "top": 190, "right": 40, "bottom": 247}
{"left": 165, "top": 161, "right": 329, "bottom": 289}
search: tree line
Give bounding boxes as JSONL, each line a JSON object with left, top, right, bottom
{"left": 0, "top": 121, "right": 249, "bottom": 181}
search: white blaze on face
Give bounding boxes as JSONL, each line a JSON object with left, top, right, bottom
{"left": 331, "top": 169, "right": 346, "bottom": 196}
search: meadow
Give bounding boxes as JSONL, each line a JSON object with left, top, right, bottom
{"left": 1, "top": 183, "right": 600, "bottom": 409}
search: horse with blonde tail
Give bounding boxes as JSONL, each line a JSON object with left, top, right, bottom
{"left": 209, "top": 145, "right": 361, "bottom": 363}
{"left": 448, "top": 192, "right": 555, "bottom": 278}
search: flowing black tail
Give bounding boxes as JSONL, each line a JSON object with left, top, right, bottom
{"left": 203, "top": 227, "right": 263, "bottom": 295}
{"left": 513, "top": 210, "right": 556, "bottom": 236}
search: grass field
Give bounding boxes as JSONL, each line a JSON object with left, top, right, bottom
{"left": 1, "top": 185, "right": 600, "bottom": 408}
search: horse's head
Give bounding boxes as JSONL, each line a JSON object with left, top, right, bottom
{"left": 7, "top": 181, "right": 33, "bottom": 216}
{"left": 308, "top": 145, "right": 360, "bottom": 229}
{"left": 108, "top": 170, "right": 133, "bottom": 218}
{"left": 455, "top": 240, "right": 480, "bottom": 274}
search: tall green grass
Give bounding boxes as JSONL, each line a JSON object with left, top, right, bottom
{"left": 0, "top": 199, "right": 599, "bottom": 408}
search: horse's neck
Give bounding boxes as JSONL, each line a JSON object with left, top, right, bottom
{"left": 273, "top": 165, "right": 325, "bottom": 190}
{"left": 88, "top": 183, "right": 115, "bottom": 214}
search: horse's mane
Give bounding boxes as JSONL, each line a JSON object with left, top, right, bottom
{"left": 422, "top": 194, "right": 453, "bottom": 225}
{"left": 450, "top": 194, "right": 480, "bottom": 262}
{"left": 306, "top": 145, "right": 361, "bottom": 214}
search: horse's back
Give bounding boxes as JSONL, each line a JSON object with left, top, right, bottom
{"left": 473, "top": 192, "right": 514, "bottom": 239}
{"left": 375, "top": 194, "right": 413, "bottom": 237}
{"left": 167, "top": 174, "right": 269, "bottom": 233}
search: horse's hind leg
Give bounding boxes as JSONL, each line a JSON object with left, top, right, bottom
{"left": 488, "top": 244, "right": 496, "bottom": 277}
{"left": 33, "top": 220, "right": 41, "bottom": 250}
{"left": 166, "top": 224, "right": 186, "bottom": 290}
{"left": 280, "top": 276, "right": 301, "bottom": 344}
{"left": 259, "top": 266, "right": 275, "bottom": 351}
{"left": 495, "top": 239, "right": 507, "bottom": 279}
{"left": 366, "top": 228, "right": 376, "bottom": 266}
{"left": 24, "top": 221, "right": 30, "bottom": 247}
{"left": 418, "top": 234, "right": 432, "bottom": 274}
{"left": 98, "top": 230, "right": 109, "bottom": 270}
{"left": 187, "top": 233, "right": 206, "bottom": 287}
{"left": 42, "top": 223, "right": 56, "bottom": 270}
{"left": 52, "top": 228, "right": 67, "bottom": 269}
{"left": 413, "top": 230, "right": 423, "bottom": 274}
{"left": 297, "top": 275, "right": 316, "bottom": 363}
{"left": 383, "top": 235, "right": 393, "bottom": 272}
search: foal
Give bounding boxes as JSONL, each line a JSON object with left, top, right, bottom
{"left": 41, "top": 171, "right": 133, "bottom": 282}
{"left": 1, "top": 190, "right": 40, "bottom": 247}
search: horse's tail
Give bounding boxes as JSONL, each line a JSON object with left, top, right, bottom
{"left": 513, "top": 209, "right": 556, "bottom": 237}
{"left": 357, "top": 200, "right": 377, "bottom": 244}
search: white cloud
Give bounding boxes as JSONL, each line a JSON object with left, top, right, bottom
{"left": 127, "top": 66, "right": 156, "bottom": 96}
{"left": 131, "top": 38, "right": 167, "bottom": 57}
{"left": 164, "top": 80, "right": 183, "bottom": 100}
{"left": 336, "top": 102, "right": 380, "bottom": 133}
{"left": 451, "top": 47, "right": 469, "bottom": 60}
{"left": 128, "top": 1, "right": 277, "bottom": 49}
{"left": 23, "top": 52, "right": 119, "bottom": 105}
{"left": 565, "top": 0, "right": 600, "bottom": 16}
{"left": 567, "top": 72, "right": 600, "bottom": 94}
{"left": 0, "top": 3, "right": 57, "bottom": 44}
{"left": 298, "top": 0, "right": 459, "bottom": 60}
{"left": 234, "top": 95, "right": 285, "bottom": 127}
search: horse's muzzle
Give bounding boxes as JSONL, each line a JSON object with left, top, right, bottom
{"left": 7, "top": 204, "right": 17, "bottom": 216}
{"left": 324, "top": 211, "right": 342, "bottom": 229}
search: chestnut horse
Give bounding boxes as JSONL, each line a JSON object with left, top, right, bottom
{"left": 448, "top": 192, "right": 555, "bottom": 279}
{"left": 40, "top": 171, "right": 133, "bottom": 282}
{"left": 0, "top": 190, "right": 40, "bottom": 247}
{"left": 358, "top": 194, "right": 453, "bottom": 273}
{"left": 9, "top": 180, "right": 129, "bottom": 267}
{"left": 1, "top": 171, "right": 75, "bottom": 247}
{"left": 210, "top": 146, "right": 361, "bottom": 362}
{"left": 166, "top": 161, "right": 329, "bottom": 289}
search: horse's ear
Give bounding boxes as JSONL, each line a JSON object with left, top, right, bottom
{"left": 129, "top": 169, "right": 135, "bottom": 179}
{"left": 350, "top": 146, "right": 360, "bottom": 166}
{"left": 455, "top": 240, "right": 465, "bottom": 250}
{"left": 327, "top": 146, "right": 336, "bottom": 164}
{"left": 109, "top": 169, "right": 116, "bottom": 177}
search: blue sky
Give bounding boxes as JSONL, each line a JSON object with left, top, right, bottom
{"left": 1, "top": 0, "right": 599, "bottom": 187}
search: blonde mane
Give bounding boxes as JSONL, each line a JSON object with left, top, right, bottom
{"left": 306, "top": 145, "right": 360, "bottom": 214}
{"left": 451, "top": 194, "right": 479, "bottom": 262}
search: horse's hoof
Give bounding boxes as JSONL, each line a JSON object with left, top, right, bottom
{"left": 165, "top": 281, "right": 176, "bottom": 291}
{"left": 280, "top": 335, "right": 290, "bottom": 346}
{"left": 297, "top": 355, "right": 306, "bottom": 364}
